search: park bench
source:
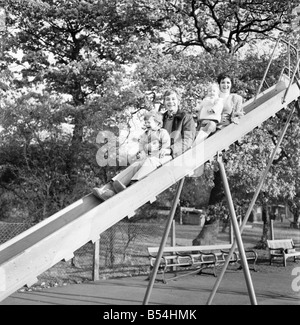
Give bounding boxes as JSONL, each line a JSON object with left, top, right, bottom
{"left": 267, "top": 239, "right": 300, "bottom": 267}
{"left": 148, "top": 244, "right": 258, "bottom": 283}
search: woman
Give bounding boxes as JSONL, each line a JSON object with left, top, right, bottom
{"left": 216, "top": 72, "right": 244, "bottom": 130}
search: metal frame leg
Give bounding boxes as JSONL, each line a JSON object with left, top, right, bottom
{"left": 143, "top": 178, "right": 185, "bottom": 305}
{"left": 217, "top": 153, "right": 257, "bottom": 305}
{"left": 207, "top": 102, "right": 297, "bottom": 305}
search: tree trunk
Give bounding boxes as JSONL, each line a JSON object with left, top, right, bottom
{"left": 287, "top": 203, "right": 300, "bottom": 229}
{"left": 193, "top": 169, "right": 224, "bottom": 245}
{"left": 256, "top": 205, "right": 269, "bottom": 249}
{"left": 208, "top": 170, "right": 224, "bottom": 205}
{"left": 293, "top": 208, "right": 300, "bottom": 223}
{"left": 193, "top": 219, "right": 219, "bottom": 245}
{"left": 292, "top": 208, "right": 300, "bottom": 228}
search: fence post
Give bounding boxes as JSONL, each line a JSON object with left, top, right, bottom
{"left": 179, "top": 206, "right": 183, "bottom": 225}
{"left": 171, "top": 220, "right": 176, "bottom": 272}
{"left": 93, "top": 237, "right": 100, "bottom": 281}
{"left": 229, "top": 221, "right": 234, "bottom": 244}
{"left": 270, "top": 219, "right": 275, "bottom": 240}
{"left": 171, "top": 220, "right": 176, "bottom": 246}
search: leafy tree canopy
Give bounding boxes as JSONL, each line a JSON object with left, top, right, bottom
{"left": 0, "top": 0, "right": 300, "bottom": 224}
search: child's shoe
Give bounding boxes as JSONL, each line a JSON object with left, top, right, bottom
{"left": 92, "top": 187, "right": 116, "bottom": 201}
{"left": 113, "top": 180, "right": 127, "bottom": 193}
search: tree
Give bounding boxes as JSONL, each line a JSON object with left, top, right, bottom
{"left": 4, "top": 0, "right": 166, "bottom": 173}
{"left": 0, "top": 0, "right": 167, "bottom": 221}
{"left": 159, "top": 0, "right": 299, "bottom": 55}
{"left": 0, "top": 89, "right": 97, "bottom": 222}
{"left": 1, "top": 0, "right": 300, "bottom": 230}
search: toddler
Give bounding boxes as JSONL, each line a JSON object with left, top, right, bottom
{"left": 193, "top": 83, "right": 223, "bottom": 146}
{"left": 93, "top": 111, "right": 171, "bottom": 201}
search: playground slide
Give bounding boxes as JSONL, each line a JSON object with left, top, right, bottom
{"left": 0, "top": 78, "right": 299, "bottom": 302}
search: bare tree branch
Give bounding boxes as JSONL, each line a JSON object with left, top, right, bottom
{"left": 163, "top": 0, "right": 296, "bottom": 54}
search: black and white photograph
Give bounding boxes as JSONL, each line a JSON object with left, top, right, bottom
{"left": 0, "top": 0, "right": 300, "bottom": 309}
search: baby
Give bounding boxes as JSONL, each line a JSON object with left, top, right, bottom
{"left": 193, "top": 83, "right": 224, "bottom": 146}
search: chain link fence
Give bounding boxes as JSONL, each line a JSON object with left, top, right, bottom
{"left": 0, "top": 221, "right": 33, "bottom": 244}
{"left": 78, "top": 221, "right": 168, "bottom": 274}
{"left": 37, "top": 219, "right": 174, "bottom": 286}
{"left": 0, "top": 216, "right": 173, "bottom": 286}
{"left": 0, "top": 218, "right": 173, "bottom": 286}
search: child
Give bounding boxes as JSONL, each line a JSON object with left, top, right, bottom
{"left": 161, "top": 89, "right": 196, "bottom": 158}
{"left": 93, "top": 111, "right": 171, "bottom": 201}
{"left": 193, "top": 83, "right": 224, "bottom": 147}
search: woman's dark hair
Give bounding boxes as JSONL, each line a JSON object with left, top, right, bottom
{"left": 217, "top": 72, "right": 234, "bottom": 86}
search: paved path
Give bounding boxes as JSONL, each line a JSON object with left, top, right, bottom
{"left": 1, "top": 267, "right": 300, "bottom": 305}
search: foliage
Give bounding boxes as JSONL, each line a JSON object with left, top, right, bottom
{"left": 220, "top": 101, "right": 300, "bottom": 227}
{"left": 0, "top": 0, "right": 166, "bottom": 221}
{"left": 0, "top": 90, "right": 89, "bottom": 221}
{"left": 0, "top": 0, "right": 300, "bottom": 227}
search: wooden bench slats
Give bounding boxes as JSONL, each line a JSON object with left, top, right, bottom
{"left": 148, "top": 244, "right": 258, "bottom": 283}
{"left": 267, "top": 239, "right": 293, "bottom": 250}
{"left": 148, "top": 244, "right": 232, "bottom": 256}
{"left": 267, "top": 239, "right": 300, "bottom": 267}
